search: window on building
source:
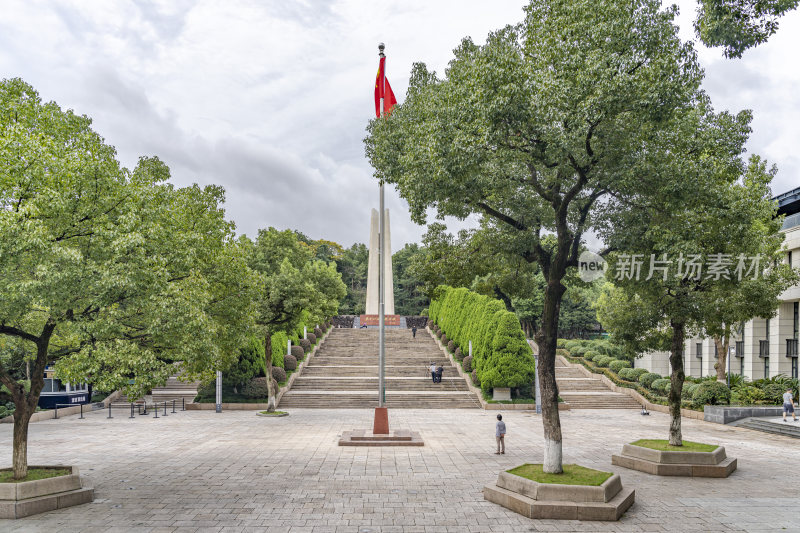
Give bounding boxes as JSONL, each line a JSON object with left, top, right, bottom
{"left": 792, "top": 357, "right": 798, "bottom": 379}
{"left": 788, "top": 339, "right": 799, "bottom": 357}
{"left": 766, "top": 317, "right": 770, "bottom": 339}
{"left": 714, "top": 343, "right": 718, "bottom": 358}
{"left": 759, "top": 340, "right": 769, "bottom": 357}
{"left": 789, "top": 251, "right": 793, "bottom": 268}
{"left": 794, "top": 302, "right": 799, "bottom": 339}
{"left": 741, "top": 355, "right": 745, "bottom": 376}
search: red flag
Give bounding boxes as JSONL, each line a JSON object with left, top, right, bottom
{"left": 374, "top": 56, "right": 397, "bottom": 118}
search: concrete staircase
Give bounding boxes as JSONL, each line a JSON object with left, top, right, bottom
{"left": 733, "top": 417, "right": 800, "bottom": 439}
{"left": 556, "top": 357, "right": 642, "bottom": 409}
{"left": 149, "top": 375, "right": 200, "bottom": 405}
{"left": 279, "top": 328, "right": 480, "bottom": 408}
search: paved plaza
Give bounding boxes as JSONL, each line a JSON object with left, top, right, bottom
{"left": 1, "top": 407, "right": 798, "bottom": 532}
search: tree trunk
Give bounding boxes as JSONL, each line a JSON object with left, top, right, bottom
{"left": 264, "top": 330, "right": 276, "bottom": 412}
{"left": 12, "top": 402, "right": 33, "bottom": 479}
{"left": 713, "top": 335, "right": 729, "bottom": 383}
{"left": 668, "top": 320, "right": 686, "bottom": 446}
{"left": 534, "top": 278, "right": 566, "bottom": 473}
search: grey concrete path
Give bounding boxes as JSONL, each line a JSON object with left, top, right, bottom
{"left": 1, "top": 407, "right": 798, "bottom": 532}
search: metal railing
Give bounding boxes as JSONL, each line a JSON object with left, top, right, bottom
{"left": 54, "top": 398, "right": 186, "bottom": 420}
{"left": 782, "top": 212, "right": 800, "bottom": 231}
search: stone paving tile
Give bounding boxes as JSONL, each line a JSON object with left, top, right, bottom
{"left": 0, "top": 407, "right": 798, "bottom": 532}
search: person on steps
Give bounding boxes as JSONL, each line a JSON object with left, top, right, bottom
{"left": 412, "top": 326, "right": 417, "bottom": 338}
{"left": 435, "top": 365, "right": 443, "bottom": 383}
{"left": 495, "top": 414, "right": 506, "bottom": 454}
{"left": 430, "top": 362, "right": 437, "bottom": 383}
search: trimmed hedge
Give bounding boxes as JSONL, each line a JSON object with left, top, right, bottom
{"left": 290, "top": 345, "right": 304, "bottom": 361}
{"left": 299, "top": 338, "right": 311, "bottom": 353}
{"left": 608, "top": 360, "right": 631, "bottom": 373}
{"left": 283, "top": 354, "right": 297, "bottom": 372}
{"left": 463, "top": 355, "right": 473, "bottom": 373}
{"left": 271, "top": 367, "right": 287, "bottom": 384}
{"left": 595, "top": 355, "right": 612, "bottom": 368}
{"left": 429, "top": 286, "right": 534, "bottom": 390}
{"left": 307, "top": 333, "right": 317, "bottom": 345}
{"left": 454, "top": 347, "right": 463, "bottom": 360}
{"left": 650, "top": 378, "right": 671, "bottom": 394}
{"left": 447, "top": 340, "right": 455, "bottom": 352}
{"left": 313, "top": 327, "right": 323, "bottom": 338}
{"left": 693, "top": 381, "right": 730, "bottom": 406}
{"left": 639, "top": 372, "right": 662, "bottom": 388}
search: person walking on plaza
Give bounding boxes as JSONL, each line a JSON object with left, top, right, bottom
{"left": 495, "top": 414, "right": 506, "bottom": 454}
{"left": 412, "top": 326, "right": 417, "bottom": 339}
{"left": 783, "top": 387, "right": 798, "bottom": 422}
{"left": 430, "top": 362, "right": 437, "bottom": 383}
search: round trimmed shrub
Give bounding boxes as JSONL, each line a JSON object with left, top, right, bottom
{"left": 732, "top": 385, "right": 764, "bottom": 405}
{"left": 682, "top": 383, "right": 699, "bottom": 399}
{"left": 628, "top": 368, "right": 649, "bottom": 381}
{"left": 639, "top": 372, "right": 662, "bottom": 388}
{"left": 555, "top": 348, "right": 568, "bottom": 357}
{"left": 760, "top": 383, "right": 786, "bottom": 404}
{"left": 441, "top": 334, "right": 448, "bottom": 345}
{"left": 427, "top": 320, "right": 434, "bottom": 329}
{"left": 618, "top": 368, "right": 635, "bottom": 380}
{"left": 692, "top": 381, "right": 731, "bottom": 406}
{"left": 595, "top": 355, "right": 612, "bottom": 368}
{"left": 571, "top": 345, "right": 588, "bottom": 356}
{"left": 300, "top": 338, "right": 311, "bottom": 353}
{"left": 584, "top": 350, "right": 601, "bottom": 361}
{"left": 557, "top": 339, "right": 567, "bottom": 348}
{"left": 290, "top": 345, "right": 304, "bottom": 360}
{"left": 447, "top": 340, "right": 455, "bottom": 352}
{"left": 609, "top": 359, "right": 632, "bottom": 373}
{"left": 307, "top": 333, "right": 317, "bottom": 345}
{"left": 471, "top": 369, "right": 479, "bottom": 386}
{"left": 242, "top": 377, "right": 269, "bottom": 399}
{"left": 650, "top": 378, "right": 671, "bottom": 394}
{"left": 454, "top": 347, "right": 463, "bottom": 360}
{"left": 314, "top": 327, "right": 323, "bottom": 338}
{"left": 463, "top": 355, "right": 473, "bottom": 373}
{"left": 271, "top": 366, "right": 287, "bottom": 383}
{"left": 283, "top": 354, "right": 297, "bottom": 371}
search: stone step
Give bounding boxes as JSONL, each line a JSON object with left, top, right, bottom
{"left": 556, "top": 378, "right": 609, "bottom": 391}
{"left": 291, "top": 378, "right": 469, "bottom": 391}
{"left": 736, "top": 418, "right": 800, "bottom": 438}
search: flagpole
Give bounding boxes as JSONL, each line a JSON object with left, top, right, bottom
{"left": 378, "top": 42, "right": 386, "bottom": 409}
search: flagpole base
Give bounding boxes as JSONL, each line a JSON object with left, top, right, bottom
{"left": 373, "top": 407, "right": 389, "bottom": 435}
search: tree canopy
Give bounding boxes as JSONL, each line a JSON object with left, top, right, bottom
{"left": 696, "top": 0, "right": 799, "bottom": 57}
{"left": 365, "top": 0, "right": 704, "bottom": 473}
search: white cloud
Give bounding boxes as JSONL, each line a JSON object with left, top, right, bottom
{"left": 1, "top": 0, "right": 797, "bottom": 251}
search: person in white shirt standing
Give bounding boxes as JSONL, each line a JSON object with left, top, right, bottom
{"left": 495, "top": 414, "right": 506, "bottom": 454}
{"left": 783, "top": 388, "right": 798, "bottom": 422}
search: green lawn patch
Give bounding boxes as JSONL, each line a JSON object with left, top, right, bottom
{"left": 0, "top": 467, "right": 71, "bottom": 483}
{"left": 507, "top": 464, "right": 612, "bottom": 486}
{"left": 631, "top": 439, "right": 718, "bottom": 452}
{"left": 257, "top": 410, "right": 288, "bottom": 416}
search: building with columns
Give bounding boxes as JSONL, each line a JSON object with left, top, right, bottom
{"left": 636, "top": 186, "right": 800, "bottom": 380}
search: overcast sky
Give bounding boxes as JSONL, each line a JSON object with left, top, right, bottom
{"left": 1, "top": 1, "right": 798, "bottom": 251}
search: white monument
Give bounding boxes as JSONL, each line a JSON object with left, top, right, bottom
{"left": 365, "top": 208, "right": 394, "bottom": 315}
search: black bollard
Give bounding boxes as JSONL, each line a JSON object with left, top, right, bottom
{"left": 54, "top": 405, "right": 58, "bottom": 420}
{"left": 79, "top": 403, "right": 84, "bottom": 419}
{"left": 107, "top": 403, "right": 113, "bottom": 419}
{"left": 130, "top": 403, "right": 135, "bottom": 419}
{"left": 172, "top": 399, "right": 176, "bottom": 413}
{"left": 181, "top": 397, "right": 185, "bottom": 411}
{"left": 163, "top": 401, "right": 168, "bottom": 416}
{"left": 154, "top": 404, "right": 158, "bottom": 418}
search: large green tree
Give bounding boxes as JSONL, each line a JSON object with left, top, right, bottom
{"left": 365, "top": 0, "right": 702, "bottom": 472}
{"left": 0, "top": 79, "right": 256, "bottom": 478}
{"left": 244, "top": 228, "right": 345, "bottom": 411}
{"left": 696, "top": 0, "right": 799, "bottom": 58}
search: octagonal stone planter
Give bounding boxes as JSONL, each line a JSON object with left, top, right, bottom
{"left": 0, "top": 465, "right": 93, "bottom": 519}
{"left": 484, "top": 469, "right": 634, "bottom": 521}
{"left": 612, "top": 443, "right": 737, "bottom": 477}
